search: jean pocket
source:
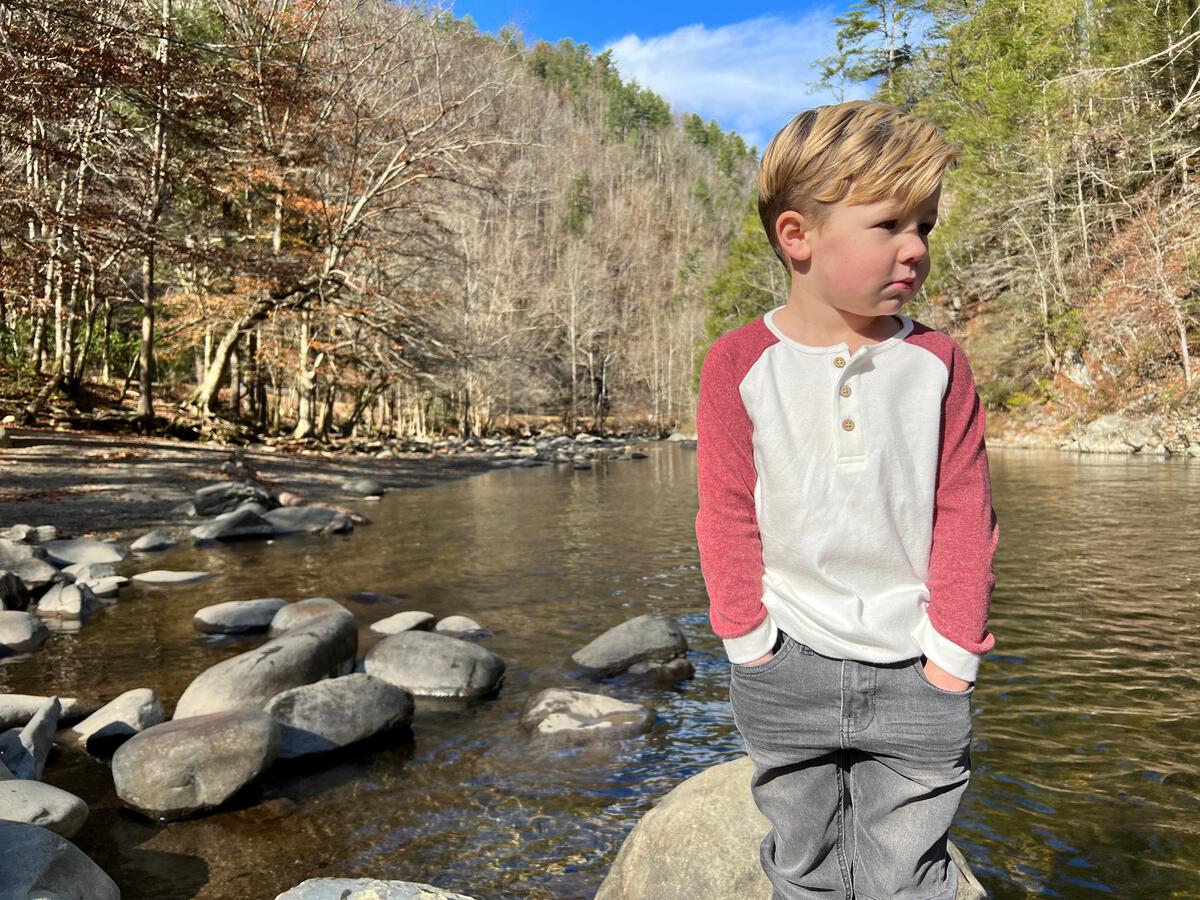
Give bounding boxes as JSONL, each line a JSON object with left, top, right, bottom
{"left": 910, "top": 656, "right": 975, "bottom": 697}
{"left": 731, "top": 632, "right": 795, "bottom": 677}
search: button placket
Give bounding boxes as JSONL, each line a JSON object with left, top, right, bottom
{"left": 834, "top": 353, "right": 866, "bottom": 460}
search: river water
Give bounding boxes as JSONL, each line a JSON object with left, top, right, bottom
{"left": 2, "top": 444, "right": 1198, "bottom": 899}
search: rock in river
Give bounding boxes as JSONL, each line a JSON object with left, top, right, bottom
{"left": 0, "top": 821, "right": 119, "bottom": 900}
{"left": 521, "top": 688, "right": 655, "bottom": 743}
{"left": 112, "top": 710, "right": 280, "bottom": 820}
{"left": 364, "top": 631, "right": 505, "bottom": 700}
{"left": 264, "top": 505, "right": 353, "bottom": 536}
{"left": 0, "top": 571, "right": 31, "bottom": 611}
{"left": 268, "top": 597, "right": 353, "bottom": 636}
{"left": 0, "top": 695, "right": 100, "bottom": 731}
{"left": 61, "top": 687, "right": 165, "bottom": 753}
{"left": 131, "top": 569, "right": 215, "bottom": 586}
{"left": 194, "top": 597, "right": 288, "bottom": 634}
{"left": 130, "top": 529, "right": 177, "bottom": 552}
{"left": 0, "top": 697, "right": 59, "bottom": 780}
{"left": 593, "top": 755, "right": 988, "bottom": 900}
{"left": 369, "top": 610, "right": 436, "bottom": 636}
{"left": 434, "top": 614, "right": 489, "bottom": 638}
{"left": 173, "top": 612, "right": 357, "bottom": 719}
{"left": 340, "top": 477, "right": 384, "bottom": 496}
{"left": 0, "top": 611, "right": 48, "bottom": 656}
{"left": 33, "top": 582, "right": 98, "bottom": 622}
{"left": 190, "top": 504, "right": 276, "bottom": 542}
{"left": 41, "top": 538, "right": 128, "bottom": 567}
{"left": 194, "top": 480, "right": 276, "bottom": 516}
{"left": 275, "top": 879, "right": 475, "bottom": 900}
{"left": 265, "top": 674, "right": 414, "bottom": 759}
{"left": 0, "top": 780, "right": 89, "bottom": 837}
{"left": 571, "top": 614, "right": 689, "bottom": 679}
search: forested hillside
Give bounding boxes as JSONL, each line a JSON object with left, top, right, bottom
{"left": 706, "top": 0, "right": 1200, "bottom": 448}
{"left": 0, "top": 0, "right": 754, "bottom": 441}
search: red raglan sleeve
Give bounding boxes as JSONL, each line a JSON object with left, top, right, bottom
{"left": 695, "top": 344, "right": 777, "bottom": 664}
{"left": 913, "top": 341, "right": 999, "bottom": 682}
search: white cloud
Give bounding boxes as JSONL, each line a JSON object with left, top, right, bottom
{"left": 605, "top": 13, "right": 874, "bottom": 153}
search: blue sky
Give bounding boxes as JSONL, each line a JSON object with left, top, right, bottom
{"left": 449, "top": 1, "right": 872, "bottom": 153}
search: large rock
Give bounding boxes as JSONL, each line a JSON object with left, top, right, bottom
{"left": 0, "top": 539, "right": 47, "bottom": 568}
{"left": 0, "top": 572, "right": 31, "bottom": 611}
{"left": 61, "top": 688, "right": 165, "bottom": 753}
{"left": 571, "top": 615, "right": 689, "bottom": 679}
{"left": 364, "top": 631, "right": 505, "bottom": 700}
{"left": 11, "top": 558, "right": 60, "bottom": 592}
{"left": 275, "top": 879, "right": 475, "bottom": 900}
{"left": 194, "top": 480, "right": 275, "bottom": 516}
{"left": 41, "top": 538, "right": 127, "bottom": 567}
{"left": 268, "top": 597, "right": 353, "bottom": 637}
{"left": 173, "top": 612, "right": 357, "bottom": 719}
{"left": 521, "top": 688, "right": 655, "bottom": 743}
{"left": 34, "top": 583, "right": 98, "bottom": 622}
{"left": 190, "top": 504, "right": 275, "bottom": 542}
{"left": 0, "top": 697, "right": 59, "bottom": 779}
{"left": 0, "top": 780, "right": 89, "bottom": 837}
{"left": 1069, "top": 413, "right": 1166, "bottom": 454}
{"left": 368, "top": 610, "right": 435, "bottom": 636}
{"left": 0, "top": 820, "right": 120, "bottom": 900}
{"left": 264, "top": 674, "right": 414, "bottom": 759}
{"left": 594, "top": 756, "right": 987, "bottom": 900}
{"left": 0, "top": 611, "right": 49, "bottom": 656}
{"left": 264, "top": 506, "right": 353, "bottom": 536}
{"left": 0, "top": 695, "right": 101, "bottom": 731}
{"left": 112, "top": 710, "right": 280, "bottom": 820}
{"left": 194, "top": 598, "right": 288, "bottom": 634}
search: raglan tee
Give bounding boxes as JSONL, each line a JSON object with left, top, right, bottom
{"left": 695, "top": 305, "right": 998, "bottom": 683}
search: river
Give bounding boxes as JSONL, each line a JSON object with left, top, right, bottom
{"left": 2, "top": 443, "right": 1198, "bottom": 898}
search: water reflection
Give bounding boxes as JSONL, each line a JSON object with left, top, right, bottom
{"left": 2, "top": 445, "right": 1198, "bottom": 898}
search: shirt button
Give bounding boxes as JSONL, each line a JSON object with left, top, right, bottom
{"left": 841, "top": 418, "right": 855, "bottom": 431}
{"left": 840, "top": 385, "right": 852, "bottom": 397}
{"left": 833, "top": 357, "right": 846, "bottom": 368}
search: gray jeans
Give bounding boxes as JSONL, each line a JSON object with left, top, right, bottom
{"left": 729, "top": 630, "right": 973, "bottom": 900}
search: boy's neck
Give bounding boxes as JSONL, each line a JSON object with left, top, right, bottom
{"left": 776, "top": 287, "right": 903, "bottom": 354}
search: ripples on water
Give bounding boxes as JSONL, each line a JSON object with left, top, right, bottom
{"left": 2, "top": 445, "right": 1198, "bottom": 898}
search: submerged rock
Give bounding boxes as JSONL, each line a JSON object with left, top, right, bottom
{"left": 594, "top": 756, "right": 987, "bottom": 900}
{"left": 112, "top": 710, "right": 280, "bottom": 820}
{"left": 194, "top": 598, "right": 288, "bottom": 634}
{"left": 521, "top": 688, "right": 655, "bottom": 743}
{"left": 0, "top": 780, "right": 89, "bottom": 837}
{"left": 264, "top": 674, "right": 414, "bottom": 759}
{"left": 275, "top": 879, "right": 475, "bottom": 900}
{"left": 174, "top": 612, "right": 357, "bottom": 719}
{"left": 364, "top": 631, "right": 505, "bottom": 700}
{"left": 571, "top": 615, "right": 689, "bottom": 679}
{"left": 0, "top": 821, "right": 119, "bottom": 900}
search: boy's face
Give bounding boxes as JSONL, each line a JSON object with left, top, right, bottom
{"left": 783, "top": 185, "right": 941, "bottom": 321}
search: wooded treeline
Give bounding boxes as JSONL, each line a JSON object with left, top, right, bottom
{"left": 0, "top": 0, "right": 754, "bottom": 440}
{"left": 707, "top": 0, "right": 1200, "bottom": 426}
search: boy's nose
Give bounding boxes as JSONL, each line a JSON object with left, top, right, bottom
{"left": 900, "top": 234, "right": 928, "bottom": 264}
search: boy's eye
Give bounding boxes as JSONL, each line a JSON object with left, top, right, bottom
{"left": 876, "top": 220, "right": 897, "bottom": 230}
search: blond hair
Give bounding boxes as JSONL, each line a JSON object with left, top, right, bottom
{"left": 758, "top": 100, "right": 960, "bottom": 267}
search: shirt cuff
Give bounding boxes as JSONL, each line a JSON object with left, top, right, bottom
{"left": 723, "top": 617, "right": 778, "bottom": 665}
{"left": 912, "top": 615, "right": 983, "bottom": 682}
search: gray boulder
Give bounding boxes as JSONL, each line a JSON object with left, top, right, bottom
{"left": 190, "top": 504, "right": 275, "bottom": 541}
{"left": 364, "top": 631, "right": 505, "bottom": 700}
{"left": 264, "top": 674, "right": 414, "bottom": 759}
{"left": 34, "top": 583, "right": 98, "bottom": 622}
{"left": 594, "top": 756, "right": 986, "bottom": 900}
{"left": 0, "top": 697, "right": 59, "bottom": 779}
{"left": 521, "top": 688, "right": 655, "bottom": 743}
{"left": 0, "top": 539, "right": 47, "bottom": 568}
{"left": 571, "top": 615, "right": 689, "bottom": 679}
{"left": 11, "top": 558, "right": 60, "bottom": 592}
{"left": 194, "top": 598, "right": 288, "bottom": 634}
{"left": 0, "top": 781, "right": 89, "bottom": 837}
{"left": 368, "top": 610, "right": 436, "bottom": 636}
{"left": 131, "top": 569, "right": 214, "bottom": 586}
{"left": 0, "top": 821, "right": 120, "bottom": 900}
{"left": 0, "top": 571, "right": 31, "bottom": 611}
{"left": 0, "top": 611, "right": 49, "bottom": 656}
{"left": 41, "top": 538, "right": 127, "bottom": 567}
{"left": 340, "top": 477, "right": 384, "bottom": 496}
{"left": 275, "top": 880, "right": 475, "bottom": 900}
{"left": 0, "top": 695, "right": 100, "bottom": 731}
{"left": 61, "top": 688, "right": 165, "bottom": 753}
{"left": 112, "top": 710, "right": 280, "bottom": 820}
{"left": 264, "top": 506, "right": 353, "bottom": 536}
{"left": 130, "top": 529, "right": 177, "bottom": 552}
{"left": 268, "top": 597, "right": 353, "bottom": 637}
{"left": 194, "top": 480, "right": 275, "bottom": 516}
{"left": 62, "top": 561, "right": 116, "bottom": 581}
{"left": 173, "top": 612, "right": 357, "bottom": 719}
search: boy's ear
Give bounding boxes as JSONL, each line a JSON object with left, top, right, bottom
{"left": 775, "top": 210, "right": 813, "bottom": 263}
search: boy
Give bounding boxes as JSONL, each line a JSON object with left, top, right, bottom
{"left": 695, "top": 100, "right": 998, "bottom": 899}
